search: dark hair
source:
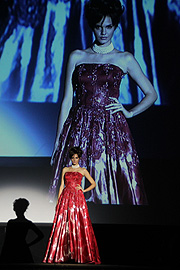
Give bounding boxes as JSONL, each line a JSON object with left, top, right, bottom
{"left": 84, "top": 0, "right": 124, "bottom": 30}
{"left": 13, "top": 198, "right": 29, "bottom": 214}
{"left": 69, "top": 147, "right": 83, "bottom": 159}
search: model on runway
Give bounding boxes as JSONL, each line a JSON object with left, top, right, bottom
{"left": 43, "top": 147, "right": 101, "bottom": 264}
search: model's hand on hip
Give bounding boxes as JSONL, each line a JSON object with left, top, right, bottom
{"left": 106, "top": 97, "right": 133, "bottom": 118}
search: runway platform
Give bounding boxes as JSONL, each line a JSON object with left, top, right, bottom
{"left": 0, "top": 224, "right": 180, "bottom": 269}
{"left": 0, "top": 263, "right": 179, "bottom": 270}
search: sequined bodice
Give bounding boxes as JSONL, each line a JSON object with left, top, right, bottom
{"left": 65, "top": 172, "right": 83, "bottom": 189}
{"left": 49, "top": 64, "right": 147, "bottom": 206}
{"left": 72, "top": 63, "right": 124, "bottom": 108}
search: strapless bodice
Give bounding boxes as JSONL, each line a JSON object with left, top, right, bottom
{"left": 64, "top": 171, "right": 83, "bottom": 189}
{"left": 72, "top": 63, "right": 125, "bottom": 108}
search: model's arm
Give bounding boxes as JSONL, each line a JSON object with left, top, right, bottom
{"left": 57, "top": 167, "right": 66, "bottom": 201}
{"left": 51, "top": 51, "right": 80, "bottom": 165}
{"left": 76, "top": 169, "right": 96, "bottom": 193}
{"left": 55, "top": 51, "right": 78, "bottom": 144}
{"left": 27, "top": 223, "right": 44, "bottom": 247}
{"left": 125, "top": 52, "right": 158, "bottom": 116}
{"left": 106, "top": 52, "right": 158, "bottom": 118}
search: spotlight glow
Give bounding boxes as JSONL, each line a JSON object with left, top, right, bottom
{"left": 0, "top": 185, "right": 56, "bottom": 223}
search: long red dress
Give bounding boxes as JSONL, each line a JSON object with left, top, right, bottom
{"left": 43, "top": 171, "right": 101, "bottom": 264}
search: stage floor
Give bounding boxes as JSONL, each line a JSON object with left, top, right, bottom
{"left": 0, "top": 263, "right": 178, "bottom": 270}
{"left": 1, "top": 223, "right": 180, "bottom": 268}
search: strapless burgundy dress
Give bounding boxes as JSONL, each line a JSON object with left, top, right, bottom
{"left": 49, "top": 63, "right": 148, "bottom": 205}
{"left": 43, "top": 171, "right": 101, "bottom": 264}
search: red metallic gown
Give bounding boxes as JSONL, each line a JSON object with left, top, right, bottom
{"left": 43, "top": 171, "right": 101, "bottom": 264}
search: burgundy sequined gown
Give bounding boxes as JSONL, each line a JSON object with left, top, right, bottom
{"left": 43, "top": 171, "right": 101, "bottom": 264}
{"left": 49, "top": 63, "right": 148, "bottom": 205}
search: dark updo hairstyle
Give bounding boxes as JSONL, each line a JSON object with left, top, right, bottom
{"left": 69, "top": 147, "right": 83, "bottom": 159}
{"left": 84, "top": 0, "right": 124, "bottom": 30}
{"left": 13, "top": 198, "right": 29, "bottom": 214}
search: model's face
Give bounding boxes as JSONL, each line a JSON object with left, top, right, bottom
{"left": 93, "top": 16, "right": 115, "bottom": 46}
{"left": 71, "top": 154, "right": 80, "bottom": 165}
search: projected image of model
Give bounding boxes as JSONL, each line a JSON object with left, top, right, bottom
{"left": 48, "top": 0, "right": 157, "bottom": 205}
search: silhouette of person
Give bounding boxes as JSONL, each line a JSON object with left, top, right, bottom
{"left": 0, "top": 198, "right": 44, "bottom": 263}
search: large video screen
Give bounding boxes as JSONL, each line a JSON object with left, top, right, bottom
{"left": 0, "top": 0, "right": 177, "bottom": 156}
{"left": 0, "top": 0, "right": 179, "bottom": 223}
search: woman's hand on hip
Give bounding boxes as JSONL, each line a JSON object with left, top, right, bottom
{"left": 105, "top": 97, "right": 133, "bottom": 118}
{"left": 76, "top": 184, "right": 84, "bottom": 192}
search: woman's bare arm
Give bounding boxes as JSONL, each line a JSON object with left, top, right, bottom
{"left": 55, "top": 51, "right": 78, "bottom": 143}
{"left": 126, "top": 52, "right": 158, "bottom": 116}
{"left": 57, "top": 167, "right": 67, "bottom": 201}
{"left": 76, "top": 169, "right": 96, "bottom": 193}
{"left": 106, "top": 52, "right": 158, "bottom": 118}
{"left": 51, "top": 51, "right": 80, "bottom": 165}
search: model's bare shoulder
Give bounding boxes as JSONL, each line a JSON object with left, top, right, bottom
{"left": 65, "top": 50, "right": 84, "bottom": 73}
{"left": 114, "top": 51, "right": 136, "bottom": 73}
{"left": 69, "top": 49, "right": 86, "bottom": 61}
{"left": 81, "top": 167, "right": 90, "bottom": 176}
{"left": 121, "top": 52, "right": 137, "bottom": 66}
{"left": 62, "top": 167, "right": 69, "bottom": 173}
{"left": 68, "top": 49, "right": 78, "bottom": 61}
{"left": 70, "top": 49, "right": 84, "bottom": 57}
{"left": 115, "top": 51, "right": 134, "bottom": 62}
{"left": 123, "top": 52, "right": 144, "bottom": 74}
{"left": 68, "top": 49, "right": 90, "bottom": 67}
